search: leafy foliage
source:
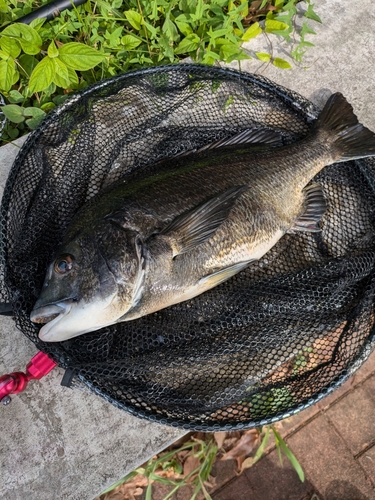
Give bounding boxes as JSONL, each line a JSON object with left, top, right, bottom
{"left": 96, "top": 426, "right": 304, "bottom": 499}
{"left": 0, "top": 0, "right": 322, "bottom": 143}
{"left": 99, "top": 435, "right": 219, "bottom": 500}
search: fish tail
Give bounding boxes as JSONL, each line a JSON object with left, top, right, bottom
{"left": 314, "top": 92, "right": 375, "bottom": 161}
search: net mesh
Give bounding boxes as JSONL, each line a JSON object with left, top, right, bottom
{"left": 1, "top": 64, "right": 374, "bottom": 430}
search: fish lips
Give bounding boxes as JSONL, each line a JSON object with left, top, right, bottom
{"left": 30, "top": 299, "right": 74, "bottom": 340}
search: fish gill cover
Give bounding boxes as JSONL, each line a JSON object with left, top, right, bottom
{"left": 1, "top": 64, "right": 375, "bottom": 430}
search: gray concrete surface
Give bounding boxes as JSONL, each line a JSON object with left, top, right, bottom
{"left": 238, "top": 0, "right": 375, "bottom": 130}
{"left": 1, "top": 0, "right": 375, "bottom": 498}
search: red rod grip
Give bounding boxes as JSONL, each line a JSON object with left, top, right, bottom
{"left": 0, "top": 352, "right": 57, "bottom": 402}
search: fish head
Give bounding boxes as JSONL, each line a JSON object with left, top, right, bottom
{"left": 30, "top": 223, "right": 145, "bottom": 342}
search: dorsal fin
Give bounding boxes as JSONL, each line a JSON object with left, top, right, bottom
{"left": 173, "top": 128, "right": 283, "bottom": 159}
{"left": 196, "top": 128, "right": 283, "bottom": 151}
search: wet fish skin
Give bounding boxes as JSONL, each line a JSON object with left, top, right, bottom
{"left": 30, "top": 93, "right": 375, "bottom": 341}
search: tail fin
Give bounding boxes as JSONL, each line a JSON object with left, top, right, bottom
{"left": 314, "top": 92, "right": 375, "bottom": 161}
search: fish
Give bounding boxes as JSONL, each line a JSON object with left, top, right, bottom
{"left": 30, "top": 92, "right": 375, "bottom": 342}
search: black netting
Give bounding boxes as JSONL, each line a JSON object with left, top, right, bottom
{"left": 1, "top": 64, "right": 374, "bottom": 430}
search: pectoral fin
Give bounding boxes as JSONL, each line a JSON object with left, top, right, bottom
{"left": 160, "top": 185, "right": 248, "bottom": 256}
{"left": 291, "top": 182, "right": 327, "bottom": 233}
{"left": 199, "top": 260, "right": 256, "bottom": 288}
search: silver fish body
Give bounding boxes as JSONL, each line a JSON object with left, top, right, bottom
{"left": 31, "top": 93, "right": 375, "bottom": 341}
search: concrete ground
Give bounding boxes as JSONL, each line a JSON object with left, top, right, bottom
{"left": 1, "top": 0, "right": 375, "bottom": 499}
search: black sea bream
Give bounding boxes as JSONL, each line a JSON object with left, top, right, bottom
{"left": 31, "top": 93, "right": 375, "bottom": 341}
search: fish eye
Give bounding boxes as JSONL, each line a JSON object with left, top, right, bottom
{"left": 54, "top": 254, "right": 74, "bottom": 275}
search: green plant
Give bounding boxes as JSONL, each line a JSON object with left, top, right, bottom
{"left": 98, "top": 426, "right": 304, "bottom": 499}
{"left": 241, "top": 425, "right": 304, "bottom": 481}
{"left": 100, "top": 436, "right": 218, "bottom": 500}
{"left": 246, "top": 385, "right": 295, "bottom": 418}
{"left": 0, "top": 0, "right": 321, "bottom": 144}
{"left": 292, "top": 346, "right": 314, "bottom": 374}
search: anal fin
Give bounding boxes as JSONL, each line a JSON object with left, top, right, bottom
{"left": 291, "top": 182, "right": 327, "bottom": 233}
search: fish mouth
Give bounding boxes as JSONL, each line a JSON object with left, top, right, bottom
{"left": 30, "top": 300, "right": 74, "bottom": 325}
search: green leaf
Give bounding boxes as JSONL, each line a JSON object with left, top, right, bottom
{"left": 149, "top": 0, "right": 159, "bottom": 21}
{"left": 121, "top": 34, "right": 142, "bottom": 50}
{"left": 242, "top": 22, "right": 262, "bottom": 41}
{"left": 0, "top": 104, "right": 25, "bottom": 123}
{"left": 23, "top": 107, "right": 46, "bottom": 129}
{"left": 259, "top": 0, "right": 268, "bottom": 8}
{"left": 196, "top": 0, "right": 204, "bottom": 19}
{"left": 43, "top": 82, "right": 57, "bottom": 96}
{"left": 276, "top": 437, "right": 283, "bottom": 466}
{"left": 7, "top": 127, "right": 20, "bottom": 139}
{"left": 175, "top": 34, "right": 200, "bottom": 54}
{"left": 157, "top": 34, "right": 175, "bottom": 61}
{"left": 265, "top": 19, "right": 289, "bottom": 32}
{"left": 142, "top": 21, "right": 158, "bottom": 38}
{"left": 299, "top": 41, "right": 314, "bottom": 48}
{"left": 175, "top": 13, "right": 191, "bottom": 23}
{"left": 175, "top": 20, "right": 193, "bottom": 36}
{"left": 209, "top": 27, "right": 231, "bottom": 40}
{"left": 66, "top": 67, "right": 79, "bottom": 87}
{"left": 271, "top": 29, "right": 292, "bottom": 41}
{"left": 11, "top": 68, "right": 18, "bottom": 86}
{"left": 241, "top": 427, "right": 270, "bottom": 471}
{"left": 281, "top": 0, "right": 297, "bottom": 11}
{"left": 41, "top": 102, "right": 56, "bottom": 112}
{"left": 272, "top": 57, "right": 292, "bottom": 69}
{"left": 29, "top": 17, "right": 46, "bottom": 31}
{"left": 2, "top": 23, "right": 42, "bottom": 55}
{"left": 48, "top": 41, "right": 59, "bottom": 58}
{"left": 58, "top": 43, "right": 105, "bottom": 70}
{"left": 0, "top": 37, "right": 21, "bottom": 58}
{"left": 124, "top": 10, "right": 143, "bottom": 30}
{"left": 163, "top": 17, "right": 179, "bottom": 42}
{"left": 145, "top": 481, "right": 152, "bottom": 500}
{"left": 104, "top": 26, "right": 123, "bottom": 47}
{"left": 29, "top": 57, "right": 55, "bottom": 93}
{"left": 202, "top": 50, "right": 221, "bottom": 65}
{"left": 271, "top": 427, "right": 305, "bottom": 482}
{"left": 0, "top": 58, "right": 15, "bottom": 92}
{"left": 300, "top": 21, "right": 316, "bottom": 37}
{"left": 304, "top": 1, "right": 322, "bottom": 23}
{"left": 23, "top": 107, "right": 45, "bottom": 118}
{"left": 256, "top": 52, "right": 271, "bottom": 62}
{"left": 18, "top": 54, "right": 38, "bottom": 77}
{"left": 53, "top": 94, "right": 69, "bottom": 106}
{"left": 0, "top": 0, "right": 8, "bottom": 13}
{"left": 275, "top": 12, "right": 294, "bottom": 25}
{"left": 52, "top": 58, "right": 69, "bottom": 87}
{"left": 8, "top": 90, "right": 24, "bottom": 103}
{"left": 234, "top": 51, "right": 251, "bottom": 62}
{"left": 208, "top": 3, "right": 223, "bottom": 17}
{"left": 220, "top": 42, "right": 246, "bottom": 63}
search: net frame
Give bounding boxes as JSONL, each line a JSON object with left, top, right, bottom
{"left": 1, "top": 64, "right": 374, "bottom": 430}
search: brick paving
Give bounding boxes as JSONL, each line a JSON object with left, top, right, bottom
{"left": 211, "top": 350, "right": 375, "bottom": 500}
